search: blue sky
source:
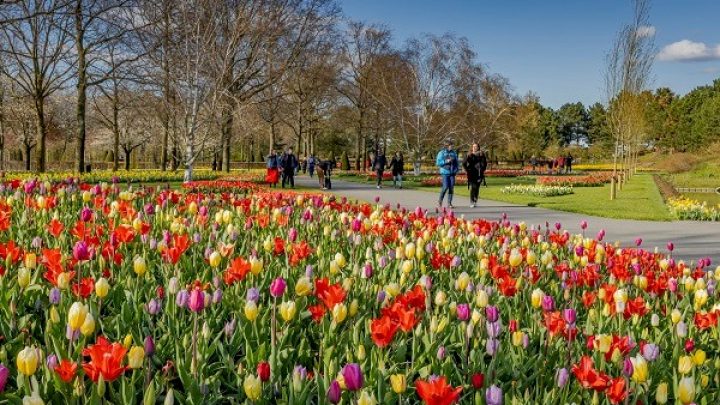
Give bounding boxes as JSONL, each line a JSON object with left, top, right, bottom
{"left": 340, "top": 0, "right": 720, "bottom": 109}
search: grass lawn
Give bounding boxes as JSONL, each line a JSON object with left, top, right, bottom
{"left": 663, "top": 161, "right": 720, "bottom": 188}
{"left": 419, "top": 174, "right": 671, "bottom": 221}
{"left": 683, "top": 192, "right": 720, "bottom": 207}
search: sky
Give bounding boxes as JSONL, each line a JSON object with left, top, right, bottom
{"left": 340, "top": 0, "right": 720, "bottom": 109}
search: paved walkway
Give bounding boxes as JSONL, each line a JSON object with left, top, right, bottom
{"left": 295, "top": 176, "right": 719, "bottom": 263}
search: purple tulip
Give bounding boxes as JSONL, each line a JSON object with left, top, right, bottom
{"left": 597, "top": 229, "right": 605, "bottom": 241}
{"left": 31, "top": 237, "right": 43, "bottom": 249}
{"left": 224, "top": 318, "right": 237, "bottom": 338}
{"left": 176, "top": 290, "right": 189, "bottom": 308}
{"left": 341, "top": 363, "right": 363, "bottom": 391}
{"left": 641, "top": 343, "right": 659, "bottom": 361}
{"left": 486, "top": 338, "right": 500, "bottom": 356}
{"left": 247, "top": 287, "right": 260, "bottom": 303}
{"left": 49, "top": 288, "right": 61, "bottom": 305}
{"left": 363, "top": 263, "right": 373, "bottom": 278}
{"left": 667, "top": 242, "right": 674, "bottom": 252}
{"left": 485, "top": 306, "right": 499, "bottom": 323}
{"left": 0, "top": 364, "right": 8, "bottom": 392}
{"left": 563, "top": 308, "right": 576, "bottom": 325}
{"left": 146, "top": 299, "right": 161, "bottom": 315}
{"left": 293, "top": 365, "right": 307, "bottom": 380}
{"left": 486, "top": 321, "right": 501, "bottom": 338}
{"left": 456, "top": 304, "right": 470, "bottom": 321}
{"left": 144, "top": 336, "right": 155, "bottom": 357}
{"left": 541, "top": 295, "right": 555, "bottom": 312}
{"left": 377, "top": 290, "right": 386, "bottom": 302}
{"left": 269, "top": 277, "right": 287, "bottom": 298}
{"left": 580, "top": 220, "right": 588, "bottom": 230}
{"left": 72, "top": 240, "right": 91, "bottom": 261}
{"left": 635, "top": 238, "right": 642, "bottom": 247}
{"left": 326, "top": 380, "right": 341, "bottom": 404}
{"left": 485, "top": 385, "right": 503, "bottom": 405}
{"left": 622, "top": 358, "right": 633, "bottom": 377}
{"left": 437, "top": 346, "right": 446, "bottom": 360}
{"left": 288, "top": 227, "right": 298, "bottom": 242}
{"left": 66, "top": 325, "right": 79, "bottom": 342}
{"left": 46, "top": 354, "right": 58, "bottom": 370}
{"left": 556, "top": 368, "right": 569, "bottom": 388}
{"left": 209, "top": 288, "right": 222, "bottom": 304}
{"left": 305, "top": 265, "right": 314, "bottom": 278}
{"left": 80, "top": 206, "right": 93, "bottom": 222}
{"left": 188, "top": 289, "right": 205, "bottom": 312}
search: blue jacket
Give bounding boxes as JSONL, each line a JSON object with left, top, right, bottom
{"left": 436, "top": 149, "right": 459, "bottom": 175}
{"left": 266, "top": 155, "right": 279, "bottom": 169}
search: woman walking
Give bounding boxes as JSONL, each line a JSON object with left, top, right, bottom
{"left": 265, "top": 150, "right": 280, "bottom": 188}
{"left": 390, "top": 152, "right": 404, "bottom": 189}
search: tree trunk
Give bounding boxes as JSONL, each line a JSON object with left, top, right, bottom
{"left": 112, "top": 94, "right": 120, "bottom": 171}
{"left": 269, "top": 120, "right": 276, "bottom": 155}
{"left": 75, "top": 3, "right": 87, "bottom": 173}
{"left": 124, "top": 148, "right": 131, "bottom": 170}
{"left": 24, "top": 143, "right": 32, "bottom": 171}
{"left": 221, "top": 103, "right": 233, "bottom": 172}
{"left": 34, "top": 96, "right": 47, "bottom": 172}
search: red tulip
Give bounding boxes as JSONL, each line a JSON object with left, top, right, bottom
{"left": 471, "top": 373, "right": 484, "bottom": 389}
{"left": 257, "top": 361, "right": 270, "bottom": 382}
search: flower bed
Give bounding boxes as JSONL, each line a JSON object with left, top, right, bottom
{"left": 420, "top": 170, "right": 524, "bottom": 186}
{"left": 668, "top": 196, "right": 720, "bottom": 221}
{"left": 0, "top": 177, "right": 718, "bottom": 403}
{"left": 502, "top": 184, "right": 574, "bottom": 197}
{"left": 3, "top": 169, "right": 222, "bottom": 184}
{"left": 536, "top": 172, "right": 614, "bottom": 187}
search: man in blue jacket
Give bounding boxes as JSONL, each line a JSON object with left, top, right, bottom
{"left": 436, "top": 140, "right": 459, "bottom": 208}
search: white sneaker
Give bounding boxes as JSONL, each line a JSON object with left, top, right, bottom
{"left": 376, "top": 185, "right": 381, "bottom": 189}
{"left": 470, "top": 203, "right": 475, "bottom": 208}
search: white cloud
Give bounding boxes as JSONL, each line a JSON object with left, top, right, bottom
{"left": 658, "top": 40, "right": 720, "bottom": 62}
{"left": 636, "top": 25, "right": 656, "bottom": 38}
{"left": 702, "top": 66, "right": 720, "bottom": 74}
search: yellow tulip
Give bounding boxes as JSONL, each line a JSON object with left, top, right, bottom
{"left": 133, "top": 256, "right": 147, "bottom": 276}
{"left": 475, "top": 290, "right": 488, "bottom": 308}
{"left": 390, "top": 374, "right": 407, "bottom": 394}
{"left": 655, "top": 382, "right": 668, "bottom": 404}
{"left": 613, "top": 288, "right": 627, "bottom": 303}
{"left": 332, "top": 303, "right": 347, "bottom": 324}
{"left": 594, "top": 334, "right": 612, "bottom": 353}
{"left": 95, "top": 278, "right": 110, "bottom": 299}
{"left": 401, "top": 260, "right": 413, "bottom": 274}
{"left": 630, "top": 355, "right": 648, "bottom": 383}
{"left": 678, "top": 356, "right": 693, "bottom": 374}
{"left": 250, "top": 258, "right": 263, "bottom": 275}
{"left": 335, "top": 253, "right": 346, "bottom": 268}
{"left": 349, "top": 299, "right": 358, "bottom": 317}
{"left": 57, "top": 272, "right": 70, "bottom": 290}
{"left": 385, "top": 283, "right": 400, "bottom": 298}
{"left": 671, "top": 309, "right": 682, "bottom": 324}
{"left": 243, "top": 375, "right": 262, "bottom": 401}
{"left": 434, "top": 291, "right": 447, "bottom": 306}
{"left": 80, "top": 313, "right": 95, "bottom": 336}
{"left": 357, "top": 391, "right": 376, "bottom": 405}
{"left": 24, "top": 253, "right": 37, "bottom": 270}
{"left": 18, "top": 267, "right": 31, "bottom": 289}
{"left": 678, "top": 377, "right": 695, "bottom": 404}
{"left": 244, "top": 301, "right": 259, "bottom": 321}
{"left": 508, "top": 249, "right": 522, "bottom": 267}
{"left": 692, "top": 349, "right": 706, "bottom": 366}
{"left": 512, "top": 331, "right": 524, "bottom": 347}
{"left": 279, "top": 301, "right": 297, "bottom": 322}
{"left": 295, "top": 277, "right": 312, "bottom": 296}
{"left": 404, "top": 243, "right": 415, "bottom": 259}
{"left": 50, "top": 306, "right": 60, "bottom": 324}
{"left": 701, "top": 374, "right": 709, "bottom": 388}
{"left": 16, "top": 346, "right": 39, "bottom": 376}
{"left": 208, "top": 251, "right": 221, "bottom": 268}
{"left": 456, "top": 272, "right": 470, "bottom": 291}
{"left": 531, "top": 288, "right": 544, "bottom": 309}
{"left": 128, "top": 346, "right": 145, "bottom": 369}
{"left": 68, "top": 302, "right": 88, "bottom": 331}
{"left": 123, "top": 334, "right": 133, "bottom": 348}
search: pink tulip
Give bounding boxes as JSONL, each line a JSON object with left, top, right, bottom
{"left": 270, "top": 277, "right": 286, "bottom": 297}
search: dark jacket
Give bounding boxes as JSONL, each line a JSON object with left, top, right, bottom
{"left": 372, "top": 154, "right": 387, "bottom": 171}
{"left": 463, "top": 153, "right": 487, "bottom": 182}
{"left": 390, "top": 157, "right": 404, "bottom": 175}
{"left": 281, "top": 153, "right": 298, "bottom": 174}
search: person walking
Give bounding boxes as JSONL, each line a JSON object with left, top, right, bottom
{"left": 265, "top": 150, "right": 281, "bottom": 188}
{"left": 307, "top": 154, "right": 316, "bottom": 178}
{"left": 463, "top": 143, "right": 485, "bottom": 207}
{"left": 390, "top": 152, "right": 404, "bottom": 189}
{"left": 436, "top": 140, "right": 459, "bottom": 208}
{"left": 565, "top": 152, "right": 574, "bottom": 173}
{"left": 372, "top": 150, "right": 387, "bottom": 189}
{"left": 281, "top": 147, "right": 298, "bottom": 188}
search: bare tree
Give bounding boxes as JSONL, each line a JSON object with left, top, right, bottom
{"left": 338, "top": 21, "right": 391, "bottom": 170}
{"left": 0, "top": 0, "right": 74, "bottom": 172}
{"left": 605, "top": 0, "right": 655, "bottom": 199}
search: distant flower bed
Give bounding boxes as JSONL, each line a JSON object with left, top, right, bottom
{"left": 419, "top": 170, "right": 523, "bottom": 187}
{"left": 536, "top": 172, "right": 613, "bottom": 187}
{"left": 3, "top": 169, "right": 221, "bottom": 184}
{"left": 181, "top": 180, "right": 260, "bottom": 193}
{"left": 502, "top": 184, "right": 574, "bottom": 197}
{"left": 668, "top": 197, "right": 720, "bottom": 221}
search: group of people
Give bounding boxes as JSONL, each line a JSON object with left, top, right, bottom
{"left": 436, "top": 140, "right": 488, "bottom": 209}
{"left": 266, "top": 149, "right": 336, "bottom": 190}
{"left": 371, "top": 151, "right": 405, "bottom": 189}
{"left": 529, "top": 153, "right": 574, "bottom": 174}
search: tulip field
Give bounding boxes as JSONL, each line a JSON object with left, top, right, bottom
{"left": 1, "top": 177, "right": 720, "bottom": 405}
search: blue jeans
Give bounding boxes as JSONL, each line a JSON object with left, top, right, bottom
{"left": 439, "top": 175, "right": 455, "bottom": 205}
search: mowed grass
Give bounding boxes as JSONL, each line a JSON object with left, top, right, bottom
{"left": 421, "top": 174, "right": 672, "bottom": 221}
{"left": 664, "top": 161, "right": 720, "bottom": 188}
{"left": 683, "top": 192, "right": 720, "bottom": 207}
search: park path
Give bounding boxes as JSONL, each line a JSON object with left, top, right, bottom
{"left": 294, "top": 176, "right": 720, "bottom": 263}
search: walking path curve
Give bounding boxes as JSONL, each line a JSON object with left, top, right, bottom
{"left": 294, "top": 176, "right": 719, "bottom": 263}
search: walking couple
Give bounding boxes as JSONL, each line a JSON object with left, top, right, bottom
{"left": 436, "top": 141, "right": 487, "bottom": 209}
